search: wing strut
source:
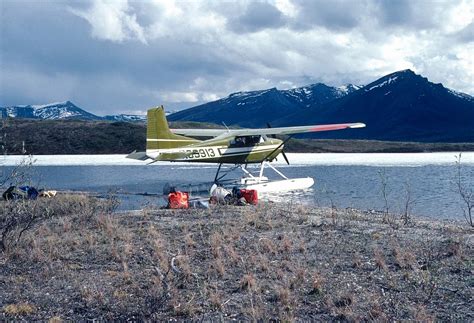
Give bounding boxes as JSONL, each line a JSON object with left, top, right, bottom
{"left": 267, "top": 122, "right": 290, "bottom": 165}
{"left": 214, "top": 163, "right": 222, "bottom": 183}
{"left": 262, "top": 135, "right": 293, "bottom": 163}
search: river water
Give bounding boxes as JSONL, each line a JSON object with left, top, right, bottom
{"left": 1, "top": 153, "right": 473, "bottom": 220}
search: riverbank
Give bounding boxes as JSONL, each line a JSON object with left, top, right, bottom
{"left": 1, "top": 196, "right": 472, "bottom": 321}
{"left": 2, "top": 119, "right": 474, "bottom": 154}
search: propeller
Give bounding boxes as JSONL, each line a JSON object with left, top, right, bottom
{"left": 266, "top": 122, "right": 290, "bottom": 165}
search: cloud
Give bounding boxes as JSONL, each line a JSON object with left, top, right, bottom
{"left": 226, "top": 1, "right": 286, "bottom": 33}
{"left": 69, "top": 0, "right": 147, "bottom": 44}
{"left": 375, "top": 0, "right": 414, "bottom": 27}
{"left": 158, "top": 91, "right": 199, "bottom": 103}
{"left": 0, "top": 66, "right": 78, "bottom": 106}
{"left": 0, "top": 0, "right": 473, "bottom": 114}
{"left": 454, "top": 22, "right": 474, "bottom": 43}
{"left": 291, "top": 0, "right": 367, "bottom": 31}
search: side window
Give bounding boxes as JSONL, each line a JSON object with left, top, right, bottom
{"left": 230, "top": 137, "right": 245, "bottom": 147}
{"left": 249, "top": 136, "right": 261, "bottom": 145}
{"left": 230, "top": 136, "right": 262, "bottom": 147}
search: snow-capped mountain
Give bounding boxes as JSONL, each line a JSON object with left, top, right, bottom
{"left": 103, "top": 114, "right": 147, "bottom": 122}
{"left": 169, "top": 69, "right": 474, "bottom": 142}
{"left": 3, "top": 69, "right": 473, "bottom": 142}
{"left": 0, "top": 101, "right": 147, "bottom": 122}
{"left": 283, "top": 83, "right": 361, "bottom": 108}
{"left": 168, "top": 83, "right": 360, "bottom": 127}
{"left": 0, "top": 101, "right": 102, "bottom": 120}
{"left": 280, "top": 69, "right": 474, "bottom": 142}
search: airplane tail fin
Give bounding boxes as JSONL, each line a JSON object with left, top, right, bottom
{"left": 146, "top": 106, "right": 197, "bottom": 152}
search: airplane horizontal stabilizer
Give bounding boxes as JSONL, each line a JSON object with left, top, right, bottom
{"left": 126, "top": 150, "right": 149, "bottom": 161}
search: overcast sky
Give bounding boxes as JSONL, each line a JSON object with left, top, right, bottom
{"left": 0, "top": 0, "right": 472, "bottom": 115}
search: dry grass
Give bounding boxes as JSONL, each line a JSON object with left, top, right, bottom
{"left": 1, "top": 196, "right": 473, "bottom": 321}
{"left": 3, "top": 303, "right": 36, "bottom": 315}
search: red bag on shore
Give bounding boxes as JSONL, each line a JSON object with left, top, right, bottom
{"left": 168, "top": 192, "right": 189, "bottom": 209}
{"left": 240, "top": 189, "right": 258, "bottom": 205}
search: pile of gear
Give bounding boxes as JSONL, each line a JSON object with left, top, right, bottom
{"left": 2, "top": 185, "right": 57, "bottom": 201}
{"left": 209, "top": 186, "right": 258, "bottom": 206}
{"left": 166, "top": 185, "right": 258, "bottom": 209}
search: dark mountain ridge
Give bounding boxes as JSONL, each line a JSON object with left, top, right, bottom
{"left": 2, "top": 70, "right": 473, "bottom": 143}
{"left": 168, "top": 83, "right": 359, "bottom": 127}
{"left": 281, "top": 70, "right": 474, "bottom": 142}
{"left": 170, "top": 70, "right": 474, "bottom": 142}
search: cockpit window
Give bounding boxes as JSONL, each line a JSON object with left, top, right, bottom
{"left": 229, "top": 135, "right": 262, "bottom": 147}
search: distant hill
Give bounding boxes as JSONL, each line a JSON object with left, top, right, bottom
{"left": 0, "top": 101, "right": 102, "bottom": 121}
{"left": 103, "top": 114, "right": 147, "bottom": 122}
{"left": 0, "top": 119, "right": 146, "bottom": 155}
{"left": 2, "top": 118, "right": 474, "bottom": 155}
{"left": 169, "top": 70, "right": 474, "bottom": 142}
{"left": 0, "top": 101, "right": 146, "bottom": 122}
{"left": 0, "top": 119, "right": 224, "bottom": 155}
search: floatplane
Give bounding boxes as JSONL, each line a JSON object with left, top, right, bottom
{"left": 127, "top": 106, "right": 365, "bottom": 192}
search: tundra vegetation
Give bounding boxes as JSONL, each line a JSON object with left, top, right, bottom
{"left": 1, "top": 127, "right": 472, "bottom": 320}
{"left": 0, "top": 196, "right": 472, "bottom": 321}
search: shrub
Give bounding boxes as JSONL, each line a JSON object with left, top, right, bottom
{"left": 0, "top": 195, "right": 109, "bottom": 253}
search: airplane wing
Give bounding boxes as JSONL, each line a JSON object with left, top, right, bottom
{"left": 170, "top": 128, "right": 228, "bottom": 137}
{"left": 171, "top": 122, "right": 365, "bottom": 138}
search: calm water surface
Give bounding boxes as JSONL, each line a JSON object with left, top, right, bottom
{"left": 2, "top": 160, "right": 473, "bottom": 219}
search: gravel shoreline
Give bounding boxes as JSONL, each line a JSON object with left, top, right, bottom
{"left": 1, "top": 196, "right": 473, "bottom": 321}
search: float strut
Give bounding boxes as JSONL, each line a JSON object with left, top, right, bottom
{"left": 214, "top": 163, "right": 222, "bottom": 183}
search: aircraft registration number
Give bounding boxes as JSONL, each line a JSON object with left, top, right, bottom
{"left": 184, "top": 148, "right": 217, "bottom": 159}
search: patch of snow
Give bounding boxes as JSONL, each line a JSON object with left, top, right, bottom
{"left": 272, "top": 152, "right": 474, "bottom": 167}
{"left": 2, "top": 153, "right": 473, "bottom": 167}
{"left": 366, "top": 76, "right": 398, "bottom": 91}
{"left": 106, "top": 114, "right": 146, "bottom": 121}
{"left": 448, "top": 89, "right": 473, "bottom": 101}
{"left": 124, "top": 115, "right": 146, "bottom": 121}
{"left": 33, "top": 106, "right": 81, "bottom": 119}
{"left": 283, "top": 89, "right": 306, "bottom": 101}
{"left": 31, "top": 101, "right": 69, "bottom": 109}
{"left": 59, "top": 111, "right": 77, "bottom": 118}
{"left": 6, "top": 107, "right": 17, "bottom": 117}
{"left": 338, "top": 85, "right": 349, "bottom": 93}
{"left": 227, "top": 89, "right": 276, "bottom": 103}
{"left": 333, "top": 84, "right": 362, "bottom": 97}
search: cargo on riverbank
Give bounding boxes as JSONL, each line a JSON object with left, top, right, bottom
{"left": 1, "top": 195, "right": 472, "bottom": 321}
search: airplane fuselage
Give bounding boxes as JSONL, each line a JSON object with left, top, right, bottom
{"left": 146, "top": 137, "right": 283, "bottom": 164}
